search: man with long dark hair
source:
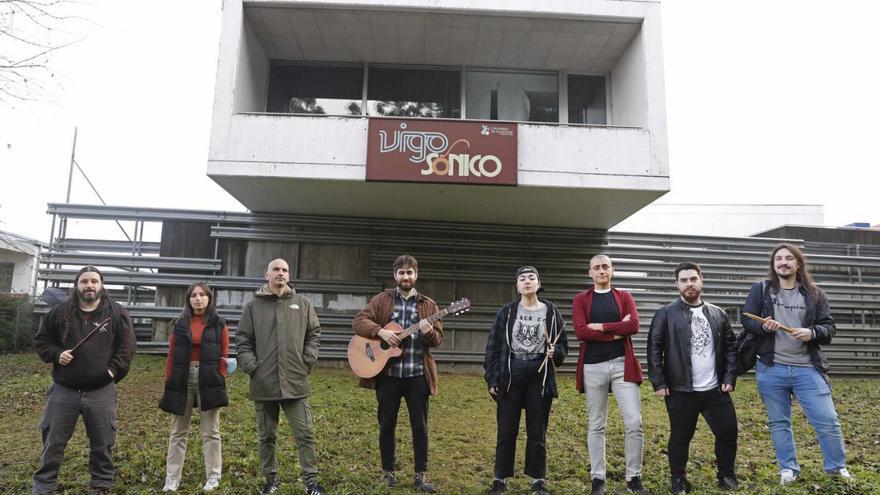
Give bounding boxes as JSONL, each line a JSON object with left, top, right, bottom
{"left": 33, "top": 266, "right": 136, "bottom": 495}
{"left": 741, "top": 243, "right": 852, "bottom": 485}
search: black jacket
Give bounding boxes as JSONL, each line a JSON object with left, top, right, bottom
{"left": 34, "top": 297, "right": 136, "bottom": 391}
{"left": 483, "top": 299, "right": 568, "bottom": 399}
{"left": 159, "top": 312, "right": 229, "bottom": 415}
{"left": 740, "top": 281, "right": 835, "bottom": 376}
{"left": 647, "top": 299, "right": 737, "bottom": 392}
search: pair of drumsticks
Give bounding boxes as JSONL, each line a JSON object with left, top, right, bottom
{"left": 537, "top": 330, "right": 562, "bottom": 374}
{"left": 742, "top": 312, "right": 795, "bottom": 334}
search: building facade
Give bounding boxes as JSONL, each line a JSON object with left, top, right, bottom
{"left": 208, "top": 0, "right": 669, "bottom": 228}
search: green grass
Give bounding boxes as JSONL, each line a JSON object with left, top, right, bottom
{"left": 1, "top": 354, "right": 878, "bottom": 494}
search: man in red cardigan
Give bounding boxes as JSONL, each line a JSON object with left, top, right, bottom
{"left": 572, "top": 254, "right": 649, "bottom": 495}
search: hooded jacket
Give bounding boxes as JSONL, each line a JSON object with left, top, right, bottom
{"left": 34, "top": 296, "right": 136, "bottom": 391}
{"left": 483, "top": 299, "right": 568, "bottom": 399}
{"left": 235, "top": 283, "right": 321, "bottom": 401}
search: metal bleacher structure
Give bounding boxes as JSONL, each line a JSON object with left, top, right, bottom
{"left": 37, "top": 203, "right": 880, "bottom": 376}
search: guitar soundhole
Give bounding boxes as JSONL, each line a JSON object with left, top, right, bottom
{"left": 379, "top": 340, "right": 391, "bottom": 351}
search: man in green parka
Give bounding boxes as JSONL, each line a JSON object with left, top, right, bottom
{"left": 236, "top": 258, "right": 325, "bottom": 495}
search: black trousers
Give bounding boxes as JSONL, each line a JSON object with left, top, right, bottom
{"left": 494, "top": 359, "right": 553, "bottom": 479}
{"left": 664, "top": 388, "right": 738, "bottom": 479}
{"left": 376, "top": 375, "right": 430, "bottom": 472}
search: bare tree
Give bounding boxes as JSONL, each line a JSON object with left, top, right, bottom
{"left": 0, "top": 1, "right": 89, "bottom": 105}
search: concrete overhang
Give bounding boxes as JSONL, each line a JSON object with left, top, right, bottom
{"left": 244, "top": 5, "right": 642, "bottom": 72}
{"left": 207, "top": 115, "right": 669, "bottom": 229}
{"left": 209, "top": 174, "right": 666, "bottom": 229}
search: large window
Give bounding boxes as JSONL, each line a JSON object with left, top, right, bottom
{"left": 465, "top": 70, "right": 558, "bottom": 122}
{"left": 368, "top": 67, "right": 460, "bottom": 118}
{"left": 264, "top": 62, "right": 607, "bottom": 125}
{"left": 266, "top": 63, "right": 364, "bottom": 115}
{"left": 568, "top": 74, "right": 607, "bottom": 125}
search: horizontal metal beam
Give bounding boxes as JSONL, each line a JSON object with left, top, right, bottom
{"left": 41, "top": 253, "right": 221, "bottom": 271}
{"left": 56, "top": 238, "right": 161, "bottom": 254}
{"left": 38, "top": 269, "right": 380, "bottom": 294}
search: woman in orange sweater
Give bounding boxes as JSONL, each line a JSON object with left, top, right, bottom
{"left": 159, "top": 282, "right": 229, "bottom": 492}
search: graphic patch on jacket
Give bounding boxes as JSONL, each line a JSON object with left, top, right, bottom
{"left": 511, "top": 303, "right": 547, "bottom": 355}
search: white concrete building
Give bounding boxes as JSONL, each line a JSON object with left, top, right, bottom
{"left": 208, "top": 0, "right": 669, "bottom": 228}
{"left": 611, "top": 203, "right": 825, "bottom": 237}
{"left": 0, "top": 230, "right": 42, "bottom": 294}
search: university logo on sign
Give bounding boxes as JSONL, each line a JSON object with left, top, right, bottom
{"left": 366, "top": 118, "right": 517, "bottom": 185}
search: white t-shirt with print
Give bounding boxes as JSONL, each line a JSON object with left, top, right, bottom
{"left": 689, "top": 305, "right": 718, "bottom": 391}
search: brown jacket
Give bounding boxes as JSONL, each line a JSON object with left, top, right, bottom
{"left": 352, "top": 289, "right": 444, "bottom": 395}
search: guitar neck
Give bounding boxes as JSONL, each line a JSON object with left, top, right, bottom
{"left": 399, "top": 309, "right": 448, "bottom": 340}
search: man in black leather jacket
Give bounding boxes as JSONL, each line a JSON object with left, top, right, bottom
{"left": 648, "top": 262, "right": 738, "bottom": 494}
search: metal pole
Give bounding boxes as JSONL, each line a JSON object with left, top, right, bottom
{"left": 65, "top": 127, "right": 78, "bottom": 203}
{"left": 12, "top": 297, "right": 22, "bottom": 353}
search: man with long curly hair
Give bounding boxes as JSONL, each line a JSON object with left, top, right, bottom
{"left": 33, "top": 265, "right": 136, "bottom": 495}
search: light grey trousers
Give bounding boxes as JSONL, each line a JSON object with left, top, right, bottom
{"left": 165, "top": 363, "right": 222, "bottom": 481}
{"left": 583, "top": 356, "right": 644, "bottom": 481}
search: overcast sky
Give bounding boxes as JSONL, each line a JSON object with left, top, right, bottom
{"left": 1, "top": 0, "right": 878, "bottom": 243}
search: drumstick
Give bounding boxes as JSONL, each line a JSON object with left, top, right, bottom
{"left": 538, "top": 330, "right": 562, "bottom": 373}
{"left": 743, "top": 312, "right": 795, "bottom": 334}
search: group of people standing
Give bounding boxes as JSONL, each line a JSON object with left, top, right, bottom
{"left": 30, "top": 244, "right": 852, "bottom": 494}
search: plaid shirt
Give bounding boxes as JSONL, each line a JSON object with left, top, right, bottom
{"left": 386, "top": 289, "right": 425, "bottom": 378}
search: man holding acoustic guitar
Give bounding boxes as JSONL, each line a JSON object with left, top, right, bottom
{"left": 352, "top": 254, "right": 444, "bottom": 493}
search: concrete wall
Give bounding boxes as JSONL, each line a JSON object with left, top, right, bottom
{"left": 209, "top": 114, "right": 658, "bottom": 189}
{"left": 235, "top": 15, "right": 269, "bottom": 113}
{"left": 610, "top": 28, "right": 647, "bottom": 129}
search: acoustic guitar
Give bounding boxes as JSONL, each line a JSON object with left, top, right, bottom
{"left": 348, "top": 298, "right": 471, "bottom": 379}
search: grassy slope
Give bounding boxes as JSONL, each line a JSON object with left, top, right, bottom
{"left": 1, "top": 354, "right": 878, "bottom": 494}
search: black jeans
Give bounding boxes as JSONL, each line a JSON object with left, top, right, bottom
{"left": 33, "top": 382, "right": 117, "bottom": 494}
{"left": 664, "top": 387, "right": 738, "bottom": 479}
{"left": 494, "top": 359, "right": 553, "bottom": 479}
{"left": 376, "top": 375, "right": 430, "bottom": 472}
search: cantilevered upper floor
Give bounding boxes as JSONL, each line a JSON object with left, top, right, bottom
{"left": 208, "top": 0, "right": 670, "bottom": 228}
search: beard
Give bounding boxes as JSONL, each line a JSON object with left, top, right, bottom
{"left": 397, "top": 280, "right": 414, "bottom": 291}
{"left": 679, "top": 288, "right": 701, "bottom": 304}
{"left": 776, "top": 267, "right": 795, "bottom": 280}
{"left": 78, "top": 288, "right": 102, "bottom": 303}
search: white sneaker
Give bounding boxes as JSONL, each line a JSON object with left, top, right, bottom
{"left": 780, "top": 469, "right": 797, "bottom": 485}
{"left": 163, "top": 477, "right": 180, "bottom": 492}
{"left": 832, "top": 468, "right": 854, "bottom": 479}
{"left": 203, "top": 475, "right": 221, "bottom": 492}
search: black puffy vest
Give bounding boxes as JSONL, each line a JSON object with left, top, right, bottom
{"left": 159, "top": 312, "right": 229, "bottom": 415}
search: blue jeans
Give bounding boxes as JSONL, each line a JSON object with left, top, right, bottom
{"left": 755, "top": 361, "right": 846, "bottom": 474}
